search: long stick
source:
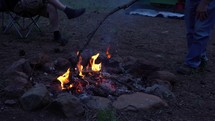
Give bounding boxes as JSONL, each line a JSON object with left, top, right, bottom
{"left": 77, "top": 0, "right": 139, "bottom": 57}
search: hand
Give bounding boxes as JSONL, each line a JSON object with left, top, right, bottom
{"left": 196, "top": 0, "right": 209, "bottom": 20}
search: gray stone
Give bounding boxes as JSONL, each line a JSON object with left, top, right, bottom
{"left": 122, "top": 57, "right": 159, "bottom": 76}
{"left": 43, "top": 62, "right": 55, "bottom": 73}
{"left": 29, "top": 53, "right": 51, "bottom": 68}
{"left": 148, "top": 71, "right": 177, "bottom": 84}
{"left": 102, "top": 55, "right": 122, "bottom": 70}
{"left": 54, "top": 57, "right": 70, "bottom": 70}
{"left": 145, "top": 84, "right": 176, "bottom": 102}
{"left": 4, "top": 77, "right": 30, "bottom": 98}
{"left": 20, "top": 83, "right": 51, "bottom": 111}
{"left": 149, "top": 79, "right": 172, "bottom": 91}
{"left": 121, "top": 56, "right": 137, "bottom": 70}
{"left": 13, "top": 71, "right": 29, "bottom": 79}
{"left": 4, "top": 59, "right": 32, "bottom": 76}
{"left": 4, "top": 99, "right": 17, "bottom": 106}
{"left": 85, "top": 96, "right": 111, "bottom": 110}
{"left": 106, "top": 67, "right": 123, "bottom": 74}
{"left": 50, "top": 93, "right": 85, "bottom": 118}
{"left": 113, "top": 92, "right": 167, "bottom": 111}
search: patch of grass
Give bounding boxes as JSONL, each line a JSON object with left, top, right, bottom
{"left": 97, "top": 109, "right": 117, "bottom": 121}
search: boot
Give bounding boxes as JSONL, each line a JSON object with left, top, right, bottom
{"left": 64, "top": 7, "right": 85, "bottom": 19}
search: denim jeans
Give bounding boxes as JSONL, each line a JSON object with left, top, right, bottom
{"left": 185, "top": 0, "right": 215, "bottom": 68}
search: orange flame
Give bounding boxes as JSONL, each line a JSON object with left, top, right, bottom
{"left": 57, "top": 68, "right": 70, "bottom": 90}
{"left": 106, "top": 47, "right": 111, "bottom": 59}
{"left": 77, "top": 55, "right": 84, "bottom": 77}
{"left": 90, "top": 53, "right": 102, "bottom": 72}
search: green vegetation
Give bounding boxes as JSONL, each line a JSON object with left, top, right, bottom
{"left": 97, "top": 109, "right": 117, "bottom": 121}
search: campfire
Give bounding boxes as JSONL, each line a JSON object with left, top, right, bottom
{"left": 57, "top": 48, "right": 116, "bottom": 96}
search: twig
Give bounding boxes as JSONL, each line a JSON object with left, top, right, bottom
{"left": 77, "top": 0, "right": 139, "bottom": 57}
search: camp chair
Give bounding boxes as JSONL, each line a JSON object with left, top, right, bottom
{"left": 2, "top": 12, "right": 42, "bottom": 38}
{"left": 3, "top": 12, "right": 42, "bottom": 38}
{"left": 0, "top": 0, "right": 8, "bottom": 32}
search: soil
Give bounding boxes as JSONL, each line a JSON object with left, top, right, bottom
{"left": 0, "top": 3, "right": 215, "bottom": 121}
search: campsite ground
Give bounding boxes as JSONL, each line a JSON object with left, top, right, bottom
{"left": 0, "top": 0, "right": 215, "bottom": 120}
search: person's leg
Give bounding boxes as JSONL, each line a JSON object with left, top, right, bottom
{"left": 46, "top": 0, "right": 85, "bottom": 19}
{"left": 184, "top": 0, "right": 199, "bottom": 49}
{"left": 39, "top": 4, "right": 67, "bottom": 45}
{"left": 200, "top": 1, "right": 215, "bottom": 62}
{"left": 47, "top": 4, "right": 68, "bottom": 45}
{"left": 47, "top": 4, "right": 59, "bottom": 32}
{"left": 185, "top": 1, "right": 215, "bottom": 68}
{"left": 46, "top": 0, "right": 65, "bottom": 10}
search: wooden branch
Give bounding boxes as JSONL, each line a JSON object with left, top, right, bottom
{"left": 77, "top": 0, "right": 139, "bottom": 56}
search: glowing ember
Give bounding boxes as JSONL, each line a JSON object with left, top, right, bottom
{"left": 57, "top": 68, "right": 70, "bottom": 90}
{"left": 76, "top": 82, "right": 83, "bottom": 93}
{"left": 90, "top": 53, "right": 102, "bottom": 72}
{"left": 106, "top": 47, "right": 111, "bottom": 59}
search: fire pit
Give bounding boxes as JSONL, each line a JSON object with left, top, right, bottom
{"left": 2, "top": 47, "right": 176, "bottom": 118}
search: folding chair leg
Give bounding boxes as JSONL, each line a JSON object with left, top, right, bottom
{"left": 4, "top": 19, "right": 24, "bottom": 38}
{"left": 3, "top": 13, "right": 24, "bottom": 38}
{"left": 25, "top": 16, "right": 41, "bottom": 38}
{"left": 1, "top": 12, "right": 5, "bottom": 30}
{"left": 2, "top": 12, "right": 42, "bottom": 38}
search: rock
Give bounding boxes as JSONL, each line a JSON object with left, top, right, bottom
{"left": 106, "top": 67, "right": 123, "bottom": 74}
{"left": 4, "top": 77, "right": 30, "bottom": 98}
{"left": 4, "top": 59, "right": 32, "bottom": 76}
{"left": 92, "top": 87, "right": 109, "bottom": 98}
{"left": 148, "top": 71, "right": 177, "bottom": 84}
{"left": 54, "top": 57, "right": 70, "bottom": 70}
{"left": 85, "top": 96, "right": 111, "bottom": 110}
{"left": 7, "top": 76, "right": 29, "bottom": 85}
{"left": 29, "top": 53, "right": 50, "bottom": 69}
{"left": 122, "top": 57, "right": 160, "bottom": 76}
{"left": 4, "top": 100, "right": 17, "bottom": 106}
{"left": 149, "top": 79, "right": 172, "bottom": 91}
{"left": 98, "top": 53, "right": 122, "bottom": 68}
{"left": 13, "top": 71, "right": 29, "bottom": 79}
{"left": 113, "top": 92, "right": 167, "bottom": 111}
{"left": 121, "top": 56, "right": 137, "bottom": 70}
{"left": 4, "top": 85, "right": 25, "bottom": 99}
{"left": 20, "top": 83, "right": 51, "bottom": 111}
{"left": 118, "top": 74, "right": 133, "bottom": 83}
{"left": 109, "top": 55, "right": 123, "bottom": 66}
{"left": 100, "top": 80, "right": 116, "bottom": 93}
{"left": 49, "top": 93, "right": 85, "bottom": 118}
{"left": 145, "top": 84, "right": 176, "bottom": 102}
{"left": 43, "top": 62, "right": 55, "bottom": 73}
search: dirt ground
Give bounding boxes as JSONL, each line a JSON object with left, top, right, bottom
{"left": 0, "top": 3, "right": 215, "bottom": 121}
